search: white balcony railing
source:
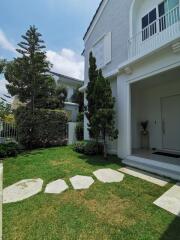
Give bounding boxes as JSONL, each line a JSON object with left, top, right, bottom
{"left": 128, "top": 4, "right": 180, "bottom": 59}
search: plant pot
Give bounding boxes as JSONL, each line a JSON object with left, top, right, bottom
{"left": 140, "top": 130, "right": 149, "bottom": 149}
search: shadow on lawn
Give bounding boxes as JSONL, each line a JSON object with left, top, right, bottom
{"left": 160, "top": 216, "right": 180, "bottom": 240}
{"left": 79, "top": 154, "right": 123, "bottom": 167}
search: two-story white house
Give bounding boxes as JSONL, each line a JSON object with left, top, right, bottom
{"left": 81, "top": 0, "right": 180, "bottom": 180}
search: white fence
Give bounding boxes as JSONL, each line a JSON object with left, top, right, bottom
{"left": 128, "top": 4, "right": 180, "bottom": 59}
{"left": 0, "top": 121, "right": 17, "bottom": 143}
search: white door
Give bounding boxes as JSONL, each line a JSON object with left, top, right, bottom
{"left": 161, "top": 95, "right": 180, "bottom": 151}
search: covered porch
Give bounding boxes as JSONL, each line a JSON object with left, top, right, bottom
{"left": 124, "top": 66, "right": 180, "bottom": 180}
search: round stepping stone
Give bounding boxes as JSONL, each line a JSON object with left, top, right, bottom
{"left": 93, "top": 168, "right": 124, "bottom": 183}
{"left": 45, "top": 179, "right": 68, "bottom": 194}
{"left": 70, "top": 175, "right": 94, "bottom": 190}
{"left": 3, "top": 178, "right": 43, "bottom": 204}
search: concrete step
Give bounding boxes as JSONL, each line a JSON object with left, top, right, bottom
{"left": 123, "top": 156, "right": 180, "bottom": 181}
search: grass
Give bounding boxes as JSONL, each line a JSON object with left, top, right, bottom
{"left": 3, "top": 146, "right": 180, "bottom": 240}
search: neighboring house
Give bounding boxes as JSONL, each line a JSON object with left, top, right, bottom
{"left": 51, "top": 72, "right": 83, "bottom": 122}
{"left": 81, "top": 0, "right": 180, "bottom": 180}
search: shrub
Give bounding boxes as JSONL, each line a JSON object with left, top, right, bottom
{"left": 0, "top": 142, "right": 21, "bottom": 158}
{"left": 75, "top": 122, "right": 84, "bottom": 141}
{"left": 15, "top": 107, "right": 68, "bottom": 149}
{"left": 77, "top": 112, "right": 84, "bottom": 122}
{"left": 73, "top": 141, "right": 86, "bottom": 154}
{"left": 73, "top": 141, "right": 103, "bottom": 155}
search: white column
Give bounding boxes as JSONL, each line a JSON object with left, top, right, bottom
{"left": 117, "top": 75, "right": 131, "bottom": 158}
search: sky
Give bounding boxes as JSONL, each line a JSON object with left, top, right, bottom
{"left": 0, "top": 0, "right": 101, "bottom": 100}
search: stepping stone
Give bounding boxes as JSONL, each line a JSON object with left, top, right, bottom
{"left": 93, "top": 168, "right": 124, "bottom": 183}
{"left": 119, "top": 167, "right": 168, "bottom": 186}
{"left": 154, "top": 183, "right": 180, "bottom": 216}
{"left": 70, "top": 175, "right": 94, "bottom": 190}
{"left": 45, "top": 179, "right": 68, "bottom": 194}
{"left": 3, "top": 179, "right": 43, "bottom": 204}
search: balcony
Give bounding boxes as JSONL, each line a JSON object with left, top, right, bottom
{"left": 128, "top": 4, "right": 180, "bottom": 60}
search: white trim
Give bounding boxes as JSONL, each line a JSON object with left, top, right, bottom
{"left": 64, "top": 102, "right": 79, "bottom": 107}
{"left": 84, "top": 0, "right": 109, "bottom": 42}
{"left": 129, "top": 0, "right": 136, "bottom": 39}
{"left": 79, "top": 84, "right": 87, "bottom": 93}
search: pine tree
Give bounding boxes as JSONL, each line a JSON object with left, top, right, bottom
{"left": 4, "top": 25, "right": 55, "bottom": 112}
{"left": 85, "top": 52, "right": 99, "bottom": 139}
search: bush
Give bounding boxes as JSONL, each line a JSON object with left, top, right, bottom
{"left": 0, "top": 142, "right": 21, "bottom": 158}
{"left": 73, "top": 141, "right": 86, "bottom": 154}
{"left": 77, "top": 112, "right": 84, "bottom": 122}
{"left": 73, "top": 141, "right": 103, "bottom": 155}
{"left": 15, "top": 107, "right": 68, "bottom": 149}
{"left": 75, "top": 122, "right": 84, "bottom": 141}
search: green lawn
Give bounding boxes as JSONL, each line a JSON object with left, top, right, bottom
{"left": 3, "top": 146, "right": 180, "bottom": 240}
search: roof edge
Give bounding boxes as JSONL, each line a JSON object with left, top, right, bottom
{"left": 83, "top": 0, "right": 105, "bottom": 41}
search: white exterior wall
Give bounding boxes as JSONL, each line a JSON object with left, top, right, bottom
{"left": 84, "top": 0, "right": 132, "bottom": 84}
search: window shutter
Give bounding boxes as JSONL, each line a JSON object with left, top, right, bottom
{"left": 104, "top": 32, "right": 112, "bottom": 65}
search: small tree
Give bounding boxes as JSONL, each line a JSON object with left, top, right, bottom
{"left": 86, "top": 52, "right": 118, "bottom": 158}
{"left": 71, "top": 88, "right": 84, "bottom": 112}
{"left": 4, "top": 25, "right": 55, "bottom": 112}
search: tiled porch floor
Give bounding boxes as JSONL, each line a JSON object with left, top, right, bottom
{"left": 132, "top": 149, "right": 180, "bottom": 166}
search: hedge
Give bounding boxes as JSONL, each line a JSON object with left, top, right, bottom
{"left": 15, "top": 107, "right": 68, "bottom": 149}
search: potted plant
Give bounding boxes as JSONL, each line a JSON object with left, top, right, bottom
{"left": 141, "top": 121, "right": 149, "bottom": 135}
{"left": 140, "top": 121, "right": 149, "bottom": 149}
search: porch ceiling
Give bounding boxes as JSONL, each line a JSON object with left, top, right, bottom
{"left": 132, "top": 66, "right": 180, "bottom": 89}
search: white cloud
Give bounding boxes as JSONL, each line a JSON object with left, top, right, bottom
{"left": 47, "top": 48, "right": 84, "bottom": 80}
{"left": 0, "top": 29, "right": 16, "bottom": 53}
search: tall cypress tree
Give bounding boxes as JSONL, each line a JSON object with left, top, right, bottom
{"left": 86, "top": 52, "right": 99, "bottom": 139}
{"left": 93, "top": 69, "right": 118, "bottom": 158}
{"left": 86, "top": 56, "right": 118, "bottom": 158}
{"left": 4, "top": 25, "right": 55, "bottom": 112}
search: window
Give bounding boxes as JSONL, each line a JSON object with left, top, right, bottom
{"left": 142, "top": 8, "right": 157, "bottom": 41}
{"left": 92, "top": 32, "right": 111, "bottom": 68}
{"left": 159, "top": 0, "right": 179, "bottom": 31}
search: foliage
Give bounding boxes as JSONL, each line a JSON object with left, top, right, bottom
{"left": 4, "top": 25, "right": 56, "bottom": 112}
{"left": 85, "top": 52, "right": 98, "bottom": 139}
{"left": 0, "top": 59, "right": 6, "bottom": 73}
{"left": 0, "top": 142, "right": 21, "bottom": 158}
{"left": 0, "top": 100, "right": 12, "bottom": 121}
{"left": 15, "top": 106, "right": 68, "bottom": 149}
{"left": 55, "top": 85, "right": 68, "bottom": 108}
{"left": 75, "top": 122, "right": 84, "bottom": 141}
{"left": 71, "top": 87, "right": 84, "bottom": 112}
{"left": 86, "top": 53, "right": 118, "bottom": 158}
{"left": 77, "top": 112, "right": 84, "bottom": 122}
{"left": 73, "top": 141, "right": 103, "bottom": 155}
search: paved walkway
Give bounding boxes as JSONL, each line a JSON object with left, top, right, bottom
{"left": 2, "top": 167, "right": 180, "bottom": 217}
{"left": 154, "top": 183, "right": 180, "bottom": 216}
{"left": 119, "top": 167, "right": 168, "bottom": 186}
{"left": 3, "top": 179, "right": 43, "bottom": 204}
